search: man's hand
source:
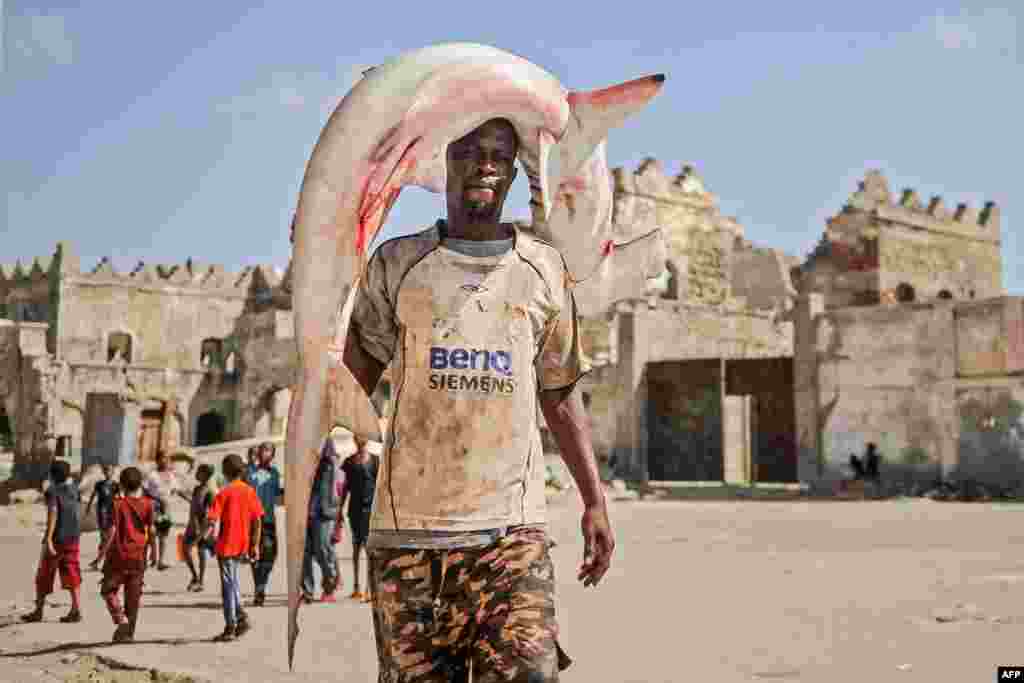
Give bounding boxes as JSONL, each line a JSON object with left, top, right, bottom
{"left": 331, "top": 525, "right": 343, "bottom": 545}
{"left": 45, "top": 541, "right": 57, "bottom": 558}
{"left": 577, "top": 504, "right": 614, "bottom": 587}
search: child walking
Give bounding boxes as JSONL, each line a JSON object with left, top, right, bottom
{"left": 22, "top": 460, "right": 83, "bottom": 624}
{"left": 206, "top": 454, "right": 263, "bottom": 642}
{"left": 86, "top": 464, "right": 118, "bottom": 571}
{"left": 183, "top": 464, "right": 216, "bottom": 592}
{"left": 96, "top": 466, "right": 155, "bottom": 642}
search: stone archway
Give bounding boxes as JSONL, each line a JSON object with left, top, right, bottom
{"left": 195, "top": 411, "right": 226, "bottom": 447}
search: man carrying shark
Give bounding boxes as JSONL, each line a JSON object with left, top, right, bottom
{"left": 343, "top": 116, "right": 611, "bottom": 681}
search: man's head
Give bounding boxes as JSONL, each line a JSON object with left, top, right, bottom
{"left": 102, "top": 463, "right": 114, "bottom": 479}
{"left": 195, "top": 463, "right": 214, "bottom": 485}
{"left": 222, "top": 454, "right": 245, "bottom": 481}
{"left": 353, "top": 435, "right": 368, "bottom": 454}
{"left": 155, "top": 451, "right": 169, "bottom": 471}
{"left": 258, "top": 442, "right": 276, "bottom": 466}
{"left": 50, "top": 459, "right": 70, "bottom": 485}
{"left": 120, "top": 466, "right": 143, "bottom": 493}
{"left": 445, "top": 118, "right": 519, "bottom": 228}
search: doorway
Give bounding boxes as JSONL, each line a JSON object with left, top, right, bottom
{"left": 195, "top": 411, "right": 226, "bottom": 447}
{"left": 136, "top": 410, "right": 163, "bottom": 463}
{"left": 646, "top": 360, "right": 723, "bottom": 481}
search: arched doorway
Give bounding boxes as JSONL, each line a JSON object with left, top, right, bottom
{"left": 195, "top": 411, "right": 226, "bottom": 447}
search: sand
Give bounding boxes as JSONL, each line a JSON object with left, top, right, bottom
{"left": 0, "top": 492, "right": 1022, "bottom": 682}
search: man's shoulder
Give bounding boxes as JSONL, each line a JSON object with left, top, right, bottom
{"left": 513, "top": 230, "right": 570, "bottom": 289}
{"left": 369, "top": 224, "right": 442, "bottom": 276}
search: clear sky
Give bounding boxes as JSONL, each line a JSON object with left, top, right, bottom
{"left": 2, "top": 2, "right": 1020, "bottom": 292}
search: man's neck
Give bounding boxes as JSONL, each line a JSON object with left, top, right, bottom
{"left": 443, "top": 218, "right": 513, "bottom": 242}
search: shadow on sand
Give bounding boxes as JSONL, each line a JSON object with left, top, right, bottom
{"left": 0, "top": 636, "right": 207, "bottom": 658}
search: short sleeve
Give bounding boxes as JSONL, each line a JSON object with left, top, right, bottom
{"left": 349, "top": 249, "right": 398, "bottom": 366}
{"left": 535, "top": 268, "right": 590, "bottom": 391}
{"left": 249, "top": 488, "right": 264, "bottom": 521}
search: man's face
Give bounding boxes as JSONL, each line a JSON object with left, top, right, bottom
{"left": 446, "top": 119, "right": 519, "bottom": 222}
{"left": 102, "top": 465, "right": 113, "bottom": 479}
{"left": 156, "top": 454, "right": 168, "bottom": 471}
{"left": 258, "top": 445, "right": 274, "bottom": 466}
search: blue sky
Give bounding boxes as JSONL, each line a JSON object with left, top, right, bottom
{"left": 2, "top": 2, "right": 1021, "bottom": 292}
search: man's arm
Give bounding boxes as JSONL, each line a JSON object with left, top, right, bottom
{"left": 85, "top": 488, "right": 96, "bottom": 516}
{"left": 539, "top": 382, "right": 614, "bottom": 588}
{"left": 43, "top": 505, "right": 57, "bottom": 556}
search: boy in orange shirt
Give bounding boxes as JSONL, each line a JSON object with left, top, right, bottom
{"left": 205, "top": 454, "right": 263, "bottom": 642}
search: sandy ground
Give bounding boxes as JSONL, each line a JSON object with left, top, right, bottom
{"left": 0, "top": 493, "right": 1022, "bottom": 682}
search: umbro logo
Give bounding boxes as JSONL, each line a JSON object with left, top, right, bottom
{"left": 460, "top": 284, "right": 488, "bottom": 293}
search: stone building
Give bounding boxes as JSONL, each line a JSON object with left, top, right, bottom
{"left": 791, "top": 170, "right": 1023, "bottom": 488}
{"left": 562, "top": 160, "right": 798, "bottom": 485}
{"left": 0, "top": 246, "right": 299, "bottom": 481}
{"left": 2, "top": 165, "right": 1019, "bottom": 490}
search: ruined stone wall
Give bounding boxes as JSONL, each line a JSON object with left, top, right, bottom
{"left": 796, "top": 170, "right": 1001, "bottom": 308}
{"left": 231, "top": 309, "right": 298, "bottom": 438}
{"left": 58, "top": 259, "right": 256, "bottom": 368}
{"left": 795, "top": 296, "right": 1024, "bottom": 486}
{"left": 636, "top": 300, "right": 793, "bottom": 362}
{"left": 611, "top": 160, "right": 742, "bottom": 306}
{"left": 731, "top": 240, "right": 797, "bottom": 311}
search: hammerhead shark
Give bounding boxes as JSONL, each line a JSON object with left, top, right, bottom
{"left": 285, "top": 42, "right": 665, "bottom": 670}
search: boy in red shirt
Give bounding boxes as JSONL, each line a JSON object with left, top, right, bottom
{"left": 95, "top": 466, "right": 155, "bottom": 643}
{"left": 206, "top": 453, "right": 263, "bottom": 642}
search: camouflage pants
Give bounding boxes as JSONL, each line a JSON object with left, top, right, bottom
{"left": 369, "top": 526, "right": 571, "bottom": 682}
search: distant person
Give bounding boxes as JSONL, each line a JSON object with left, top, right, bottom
{"left": 96, "top": 466, "right": 155, "bottom": 643}
{"left": 864, "top": 443, "right": 881, "bottom": 483}
{"left": 248, "top": 442, "right": 284, "bottom": 607}
{"left": 205, "top": 454, "right": 264, "bottom": 642}
{"left": 143, "top": 451, "right": 180, "bottom": 570}
{"left": 183, "top": 464, "right": 217, "bottom": 592}
{"left": 245, "top": 446, "right": 258, "bottom": 482}
{"left": 86, "top": 464, "right": 119, "bottom": 571}
{"left": 849, "top": 454, "right": 864, "bottom": 480}
{"left": 302, "top": 438, "right": 343, "bottom": 603}
{"left": 22, "top": 460, "right": 83, "bottom": 624}
{"left": 339, "top": 435, "right": 378, "bottom": 602}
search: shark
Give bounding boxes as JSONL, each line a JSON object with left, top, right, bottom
{"left": 285, "top": 41, "right": 665, "bottom": 670}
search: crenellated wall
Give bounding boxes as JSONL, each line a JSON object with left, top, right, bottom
{"left": 795, "top": 170, "right": 1002, "bottom": 307}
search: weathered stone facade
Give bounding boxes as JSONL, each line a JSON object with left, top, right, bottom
{"left": 554, "top": 160, "right": 798, "bottom": 484}
{"left": 0, "top": 244, "right": 295, "bottom": 481}
{"left": 793, "top": 171, "right": 1019, "bottom": 488}
{"left": 2, "top": 165, "right": 1016, "bottom": 491}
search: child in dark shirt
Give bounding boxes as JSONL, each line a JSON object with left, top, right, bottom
{"left": 96, "top": 466, "right": 155, "bottom": 643}
{"left": 183, "top": 464, "right": 216, "bottom": 591}
{"left": 86, "top": 464, "right": 118, "bottom": 571}
{"left": 22, "top": 460, "right": 83, "bottom": 624}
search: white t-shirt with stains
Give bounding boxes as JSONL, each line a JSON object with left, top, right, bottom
{"left": 350, "top": 221, "right": 588, "bottom": 545}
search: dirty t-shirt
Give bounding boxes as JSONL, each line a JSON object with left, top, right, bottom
{"left": 349, "top": 221, "right": 588, "bottom": 547}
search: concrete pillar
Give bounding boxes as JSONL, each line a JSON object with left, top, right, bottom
{"left": 270, "top": 387, "right": 292, "bottom": 436}
{"left": 119, "top": 401, "right": 140, "bottom": 466}
{"left": 793, "top": 292, "right": 825, "bottom": 484}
